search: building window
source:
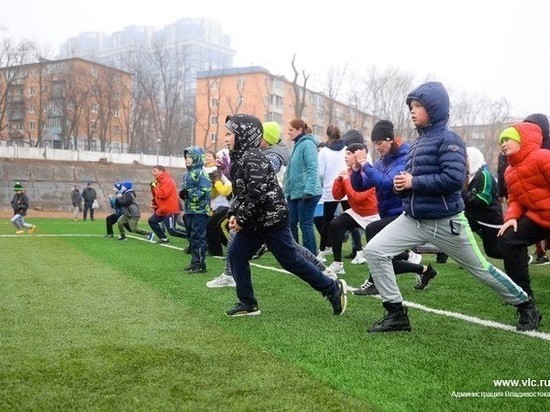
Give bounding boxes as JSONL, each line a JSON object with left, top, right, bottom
{"left": 91, "top": 120, "right": 97, "bottom": 130}
{"left": 210, "top": 116, "right": 218, "bottom": 125}
{"left": 113, "top": 108, "right": 120, "bottom": 118}
{"left": 28, "top": 104, "right": 36, "bottom": 113}
{"left": 29, "top": 121, "right": 36, "bottom": 130}
{"left": 29, "top": 87, "right": 36, "bottom": 96}
{"left": 91, "top": 103, "right": 99, "bottom": 113}
{"left": 211, "top": 98, "right": 218, "bottom": 107}
{"left": 210, "top": 133, "right": 217, "bottom": 143}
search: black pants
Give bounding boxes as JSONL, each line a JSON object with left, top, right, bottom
{"left": 319, "top": 200, "right": 350, "bottom": 251}
{"left": 83, "top": 202, "right": 94, "bottom": 219}
{"left": 206, "top": 207, "right": 229, "bottom": 256}
{"left": 105, "top": 213, "right": 120, "bottom": 235}
{"left": 499, "top": 215, "right": 550, "bottom": 297}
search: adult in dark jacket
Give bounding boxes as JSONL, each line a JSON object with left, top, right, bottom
{"left": 224, "top": 114, "right": 347, "bottom": 317}
{"left": 362, "top": 81, "right": 540, "bottom": 333}
{"left": 81, "top": 182, "right": 97, "bottom": 221}
{"left": 71, "top": 185, "right": 83, "bottom": 221}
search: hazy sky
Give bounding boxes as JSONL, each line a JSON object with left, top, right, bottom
{"left": 2, "top": 0, "right": 549, "bottom": 118}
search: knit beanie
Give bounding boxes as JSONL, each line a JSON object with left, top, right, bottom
{"left": 262, "top": 121, "right": 281, "bottom": 145}
{"left": 371, "top": 120, "right": 394, "bottom": 142}
{"left": 342, "top": 129, "right": 364, "bottom": 146}
{"left": 346, "top": 143, "right": 367, "bottom": 153}
{"left": 13, "top": 182, "right": 23, "bottom": 191}
{"left": 499, "top": 127, "right": 521, "bottom": 145}
{"left": 524, "top": 113, "right": 550, "bottom": 149}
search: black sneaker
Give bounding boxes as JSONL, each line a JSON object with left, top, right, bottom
{"left": 353, "top": 281, "right": 379, "bottom": 296}
{"left": 436, "top": 252, "right": 448, "bottom": 264}
{"left": 516, "top": 298, "right": 542, "bottom": 331}
{"left": 368, "top": 303, "right": 411, "bottom": 333}
{"left": 188, "top": 266, "right": 207, "bottom": 274}
{"left": 327, "top": 279, "right": 348, "bottom": 316}
{"left": 252, "top": 244, "right": 268, "bottom": 259}
{"left": 226, "top": 302, "right": 261, "bottom": 317}
{"left": 117, "top": 236, "right": 127, "bottom": 241}
{"left": 533, "top": 255, "right": 550, "bottom": 265}
{"left": 414, "top": 264, "right": 437, "bottom": 290}
{"left": 156, "top": 238, "right": 169, "bottom": 244}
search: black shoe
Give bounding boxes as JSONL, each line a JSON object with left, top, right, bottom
{"left": 516, "top": 298, "right": 542, "bottom": 331}
{"left": 414, "top": 264, "right": 437, "bottom": 290}
{"left": 353, "top": 281, "right": 379, "bottom": 296}
{"left": 368, "top": 302, "right": 411, "bottom": 333}
{"left": 326, "top": 279, "right": 348, "bottom": 316}
{"left": 436, "top": 252, "right": 448, "bottom": 264}
{"left": 117, "top": 236, "right": 127, "bottom": 241}
{"left": 226, "top": 302, "right": 261, "bottom": 317}
{"left": 188, "top": 266, "right": 207, "bottom": 274}
{"left": 184, "top": 263, "right": 194, "bottom": 271}
{"left": 252, "top": 244, "right": 268, "bottom": 259}
{"left": 156, "top": 238, "right": 169, "bottom": 244}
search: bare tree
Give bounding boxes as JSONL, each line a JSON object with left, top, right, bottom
{"left": 290, "top": 55, "right": 309, "bottom": 119}
{"left": 322, "top": 65, "right": 348, "bottom": 126}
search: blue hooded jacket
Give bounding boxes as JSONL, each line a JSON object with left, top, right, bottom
{"left": 403, "top": 82, "right": 466, "bottom": 219}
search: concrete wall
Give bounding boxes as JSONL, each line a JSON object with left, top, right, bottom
{"left": 0, "top": 158, "right": 186, "bottom": 213}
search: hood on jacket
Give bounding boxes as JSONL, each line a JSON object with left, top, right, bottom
{"left": 226, "top": 114, "right": 263, "bottom": 153}
{"left": 184, "top": 146, "right": 205, "bottom": 169}
{"left": 121, "top": 181, "right": 133, "bottom": 193}
{"left": 466, "top": 146, "right": 486, "bottom": 184}
{"left": 505, "top": 122, "right": 543, "bottom": 166}
{"left": 524, "top": 113, "right": 550, "bottom": 149}
{"left": 406, "top": 81, "right": 450, "bottom": 126}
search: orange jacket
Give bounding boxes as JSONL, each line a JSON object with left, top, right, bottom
{"left": 504, "top": 122, "right": 550, "bottom": 229}
{"left": 332, "top": 169, "right": 378, "bottom": 217}
{"left": 152, "top": 171, "right": 181, "bottom": 216}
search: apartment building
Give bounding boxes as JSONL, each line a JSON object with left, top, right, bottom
{"left": 195, "top": 66, "right": 375, "bottom": 152}
{"left": 0, "top": 57, "right": 132, "bottom": 152}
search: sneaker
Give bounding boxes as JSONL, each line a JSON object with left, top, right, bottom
{"left": 316, "top": 251, "right": 327, "bottom": 263}
{"left": 436, "top": 252, "right": 448, "bottom": 264}
{"left": 353, "top": 280, "right": 379, "bottom": 296}
{"left": 323, "top": 267, "right": 338, "bottom": 280}
{"left": 325, "top": 261, "right": 346, "bottom": 275}
{"left": 532, "top": 255, "right": 550, "bottom": 265}
{"left": 188, "top": 266, "right": 207, "bottom": 274}
{"left": 117, "top": 236, "right": 127, "bottom": 241}
{"left": 252, "top": 244, "right": 268, "bottom": 259}
{"left": 156, "top": 238, "right": 169, "bottom": 244}
{"left": 15, "top": 230, "right": 24, "bottom": 235}
{"left": 407, "top": 251, "right": 422, "bottom": 265}
{"left": 327, "top": 279, "right": 348, "bottom": 316}
{"left": 413, "top": 264, "right": 437, "bottom": 290}
{"left": 351, "top": 250, "right": 367, "bottom": 265}
{"left": 226, "top": 302, "right": 261, "bottom": 317}
{"left": 368, "top": 303, "right": 411, "bottom": 333}
{"left": 28, "top": 225, "right": 36, "bottom": 234}
{"left": 516, "top": 298, "right": 542, "bottom": 331}
{"left": 146, "top": 232, "right": 155, "bottom": 242}
{"left": 206, "top": 273, "right": 236, "bottom": 288}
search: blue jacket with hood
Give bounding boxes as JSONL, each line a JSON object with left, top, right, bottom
{"left": 402, "top": 82, "right": 466, "bottom": 219}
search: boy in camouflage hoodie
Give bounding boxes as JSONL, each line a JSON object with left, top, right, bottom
{"left": 180, "top": 146, "right": 211, "bottom": 273}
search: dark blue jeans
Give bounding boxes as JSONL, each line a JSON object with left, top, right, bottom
{"left": 148, "top": 212, "right": 188, "bottom": 239}
{"left": 288, "top": 195, "right": 321, "bottom": 255}
{"left": 185, "top": 214, "right": 208, "bottom": 267}
{"left": 227, "top": 224, "right": 336, "bottom": 306}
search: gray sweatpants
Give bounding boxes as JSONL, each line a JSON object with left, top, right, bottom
{"left": 364, "top": 212, "right": 528, "bottom": 306}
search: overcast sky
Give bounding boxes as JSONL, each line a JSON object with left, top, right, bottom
{"left": 2, "top": 0, "right": 549, "bottom": 118}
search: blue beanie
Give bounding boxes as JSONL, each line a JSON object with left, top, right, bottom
{"left": 121, "top": 181, "right": 133, "bottom": 193}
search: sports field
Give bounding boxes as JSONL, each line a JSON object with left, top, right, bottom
{"left": 1, "top": 218, "right": 549, "bottom": 411}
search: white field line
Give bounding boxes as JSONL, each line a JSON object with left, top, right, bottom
{"left": 5, "top": 233, "right": 549, "bottom": 341}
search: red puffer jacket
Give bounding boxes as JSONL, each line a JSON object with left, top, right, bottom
{"left": 332, "top": 169, "right": 378, "bottom": 217}
{"left": 504, "top": 122, "right": 550, "bottom": 229}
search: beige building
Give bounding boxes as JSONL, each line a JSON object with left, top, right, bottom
{"left": 0, "top": 57, "right": 132, "bottom": 152}
{"left": 194, "top": 66, "right": 374, "bottom": 152}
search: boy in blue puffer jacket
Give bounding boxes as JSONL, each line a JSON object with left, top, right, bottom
{"left": 362, "top": 81, "right": 541, "bottom": 333}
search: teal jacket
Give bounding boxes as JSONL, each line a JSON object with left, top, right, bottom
{"left": 283, "top": 134, "right": 322, "bottom": 200}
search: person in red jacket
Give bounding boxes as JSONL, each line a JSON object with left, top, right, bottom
{"left": 498, "top": 123, "right": 550, "bottom": 301}
{"left": 148, "top": 165, "right": 188, "bottom": 243}
{"left": 323, "top": 143, "right": 380, "bottom": 276}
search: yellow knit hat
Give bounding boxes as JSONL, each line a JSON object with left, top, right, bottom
{"left": 499, "top": 127, "right": 521, "bottom": 145}
{"left": 262, "top": 122, "right": 281, "bottom": 146}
